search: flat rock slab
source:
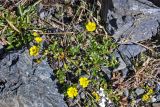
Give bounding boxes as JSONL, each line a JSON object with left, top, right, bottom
{"left": 101, "top": 0, "right": 160, "bottom": 72}
{"left": 102, "top": 0, "right": 160, "bottom": 43}
{"left": 0, "top": 49, "right": 67, "bottom": 107}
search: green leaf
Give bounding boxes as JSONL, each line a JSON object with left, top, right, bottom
{"left": 57, "top": 69, "right": 66, "bottom": 84}
{"left": 16, "top": 42, "right": 22, "bottom": 47}
{"left": 18, "top": 5, "right": 23, "bottom": 16}
{"left": 0, "top": 21, "right": 4, "bottom": 26}
{"left": 6, "top": 45, "right": 14, "bottom": 50}
{"left": 69, "top": 46, "right": 80, "bottom": 56}
{"left": 49, "top": 41, "right": 58, "bottom": 51}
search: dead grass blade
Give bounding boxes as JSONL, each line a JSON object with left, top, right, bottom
{"left": 6, "top": 19, "right": 21, "bottom": 33}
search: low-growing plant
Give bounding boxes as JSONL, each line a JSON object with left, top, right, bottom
{"left": 41, "top": 24, "right": 119, "bottom": 106}
{"left": 1, "top": 0, "right": 159, "bottom": 106}
{"left": 20, "top": 1, "right": 120, "bottom": 106}
{"left": 0, "top": 1, "right": 40, "bottom": 50}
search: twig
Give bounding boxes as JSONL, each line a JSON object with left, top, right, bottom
{"left": 131, "top": 41, "right": 154, "bottom": 52}
{"left": 40, "top": 32, "right": 75, "bottom": 35}
{"left": 36, "top": 15, "right": 64, "bottom": 31}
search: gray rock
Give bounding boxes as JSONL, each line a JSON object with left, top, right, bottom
{"left": 0, "top": 44, "right": 4, "bottom": 56}
{"left": 101, "top": 66, "right": 112, "bottom": 79}
{"left": 156, "top": 94, "right": 160, "bottom": 102}
{"left": 101, "top": 0, "right": 160, "bottom": 42}
{"left": 0, "top": 49, "right": 67, "bottom": 107}
{"left": 118, "top": 44, "right": 146, "bottom": 58}
{"left": 121, "top": 68, "right": 129, "bottom": 78}
{"left": 40, "top": 11, "right": 45, "bottom": 19}
{"left": 124, "top": 88, "right": 129, "bottom": 97}
{"left": 80, "top": 92, "right": 85, "bottom": 99}
{"left": 101, "top": 0, "right": 160, "bottom": 72}
{"left": 151, "top": 96, "right": 157, "bottom": 103}
{"left": 135, "top": 88, "right": 145, "bottom": 96}
{"left": 113, "top": 52, "right": 127, "bottom": 71}
{"left": 156, "top": 82, "right": 160, "bottom": 92}
{"left": 38, "top": 3, "right": 55, "bottom": 20}
{"left": 152, "top": 103, "right": 160, "bottom": 107}
{"left": 113, "top": 44, "right": 146, "bottom": 72}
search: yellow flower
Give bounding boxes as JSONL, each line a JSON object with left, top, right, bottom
{"left": 67, "top": 87, "right": 78, "bottom": 98}
{"left": 34, "top": 37, "right": 43, "bottom": 43}
{"left": 33, "top": 32, "right": 40, "bottom": 37}
{"left": 147, "top": 89, "right": 154, "bottom": 95}
{"left": 86, "top": 22, "right": 96, "bottom": 32}
{"left": 35, "top": 59, "right": 42, "bottom": 64}
{"left": 44, "top": 50, "right": 49, "bottom": 55}
{"left": 142, "top": 94, "right": 150, "bottom": 102}
{"left": 29, "top": 45, "right": 39, "bottom": 56}
{"left": 79, "top": 77, "right": 90, "bottom": 88}
{"left": 92, "top": 92, "right": 100, "bottom": 101}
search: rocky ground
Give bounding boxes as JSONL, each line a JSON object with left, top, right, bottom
{"left": 0, "top": 48, "right": 67, "bottom": 107}
{"left": 0, "top": 0, "right": 160, "bottom": 107}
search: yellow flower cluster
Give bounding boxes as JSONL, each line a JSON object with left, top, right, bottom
{"left": 44, "top": 50, "right": 49, "bottom": 56}
{"left": 35, "top": 59, "right": 42, "bottom": 64}
{"left": 29, "top": 45, "right": 39, "bottom": 56}
{"left": 86, "top": 22, "right": 96, "bottom": 32}
{"left": 32, "top": 32, "right": 43, "bottom": 43}
{"left": 67, "top": 87, "right": 78, "bottom": 98}
{"left": 34, "top": 37, "right": 43, "bottom": 43}
{"left": 142, "top": 94, "right": 150, "bottom": 102}
{"left": 92, "top": 92, "right": 100, "bottom": 101}
{"left": 142, "top": 88, "right": 154, "bottom": 102}
{"left": 79, "top": 77, "right": 90, "bottom": 88}
{"left": 67, "top": 77, "right": 90, "bottom": 98}
{"left": 147, "top": 88, "right": 153, "bottom": 95}
{"left": 33, "top": 32, "right": 40, "bottom": 37}
{"left": 29, "top": 32, "right": 43, "bottom": 57}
